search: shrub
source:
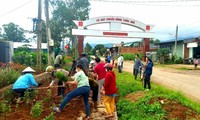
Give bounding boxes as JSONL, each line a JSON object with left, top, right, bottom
{"left": 174, "top": 57, "right": 183, "bottom": 64}
{"left": 0, "top": 68, "right": 21, "bottom": 88}
{"left": 157, "top": 48, "right": 170, "bottom": 64}
{"left": 121, "top": 53, "right": 143, "bottom": 61}
{"left": 12, "top": 46, "right": 48, "bottom": 66}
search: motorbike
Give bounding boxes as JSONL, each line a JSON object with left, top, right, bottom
{"left": 183, "top": 58, "right": 193, "bottom": 64}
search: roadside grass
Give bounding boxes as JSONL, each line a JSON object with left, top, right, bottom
{"left": 116, "top": 70, "right": 200, "bottom": 120}
{"left": 155, "top": 64, "right": 197, "bottom": 70}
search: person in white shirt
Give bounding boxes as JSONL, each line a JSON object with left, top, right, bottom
{"left": 117, "top": 54, "right": 123, "bottom": 73}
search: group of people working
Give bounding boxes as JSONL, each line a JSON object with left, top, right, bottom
{"left": 12, "top": 52, "right": 117, "bottom": 119}
{"left": 12, "top": 52, "right": 153, "bottom": 119}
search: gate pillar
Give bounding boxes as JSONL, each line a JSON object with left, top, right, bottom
{"left": 143, "top": 38, "right": 150, "bottom": 62}
{"left": 78, "top": 36, "right": 84, "bottom": 57}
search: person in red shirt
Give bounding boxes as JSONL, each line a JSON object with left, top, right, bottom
{"left": 102, "top": 63, "right": 117, "bottom": 118}
{"left": 94, "top": 57, "right": 106, "bottom": 104}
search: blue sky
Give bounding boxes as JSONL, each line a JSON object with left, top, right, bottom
{"left": 0, "top": 0, "right": 200, "bottom": 44}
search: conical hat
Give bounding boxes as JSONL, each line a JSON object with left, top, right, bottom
{"left": 22, "top": 67, "right": 35, "bottom": 73}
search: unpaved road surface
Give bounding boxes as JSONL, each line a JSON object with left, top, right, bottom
{"left": 123, "top": 61, "right": 200, "bottom": 103}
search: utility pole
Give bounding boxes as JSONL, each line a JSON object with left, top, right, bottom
{"left": 37, "top": 0, "right": 42, "bottom": 70}
{"left": 45, "top": 0, "right": 54, "bottom": 65}
{"left": 174, "top": 25, "right": 178, "bottom": 56}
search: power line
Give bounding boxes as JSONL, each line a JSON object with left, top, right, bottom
{"left": 0, "top": 0, "right": 34, "bottom": 18}
{"left": 89, "top": 0, "right": 200, "bottom": 6}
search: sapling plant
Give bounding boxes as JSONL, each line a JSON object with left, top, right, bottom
{"left": 0, "top": 100, "right": 11, "bottom": 120}
{"left": 24, "top": 89, "right": 38, "bottom": 106}
{"left": 54, "top": 71, "right": 68, "bottom": 82}
{"left": 31, "top": 101, "right": 43, "bottom": 118}
{"left": 43, "top": 112, "right": 54, "bottom": 120}
{"left": 43, "top": 89, "right": 52, "bottom": 103}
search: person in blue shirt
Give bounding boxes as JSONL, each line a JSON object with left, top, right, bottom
{"left": 12, "top": 67, "right": 38, "bottom": 103}
{"left": 144, "top": 57, "right": 154, "bottom": 90}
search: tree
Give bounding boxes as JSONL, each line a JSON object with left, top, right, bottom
{"left": 50, "top": 0, "right": 90, "bottom": 56}
{"left": 84, "top": 42, "right": 92, "bottom": 54}
{"left": 92, "top": 44, "right": 106, "bottom": 56}
{"left": 157, "top": 48, "right": 170, "bottom": 64}
{"left": 150, "top": 39, "right": 160, "bottom": 45}
{"left": 2, "top": 22, "right": 26, "bottom": 42}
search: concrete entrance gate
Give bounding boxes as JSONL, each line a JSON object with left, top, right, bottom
{"left": 72, "top": 16, "right": 154, "bottom": 59}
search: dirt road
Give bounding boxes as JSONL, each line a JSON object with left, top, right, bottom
{"left": 122, "top": 61, "right": 200, "bottom": 103}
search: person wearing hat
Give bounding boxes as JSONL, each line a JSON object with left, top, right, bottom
{"left": 46, "top": 65, "right": 69, "bottom": 97}
{"left": 12, "top": 67, "right": 38, "bottom": 103}
{"left": 144, "top": 56, "right": 154, "bottom": 91}
{"left": 102, "top": 63, "right": 117, "bottom": 118}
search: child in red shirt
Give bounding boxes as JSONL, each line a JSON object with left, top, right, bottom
{"left": 102, "top": 63, "right": 117, "bottom": 118}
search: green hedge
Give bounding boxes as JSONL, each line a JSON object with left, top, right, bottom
{"left": 0, "top": 68, "right": 20, "bottom": 88}
{"left": 122, "top": 53, "right": 143, "bottom": 61}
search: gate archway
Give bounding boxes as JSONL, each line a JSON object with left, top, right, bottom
{"left": 72, "top": 16, "right": 154, "bottom": 59}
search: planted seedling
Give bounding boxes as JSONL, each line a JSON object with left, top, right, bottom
{"left": 43, "top": 112, "right": 54, "bottom": 120}
{"left": 0, "top": 100, "right": 11, "bottom": 120}
{"left": 43, "top": 89, "right": 52, "bottom": 103}
{"left": 31, "top": 101, "right": 43, "bottom": 118}
{"left": 54, "top": 71, "right": 68, "bottom": 82}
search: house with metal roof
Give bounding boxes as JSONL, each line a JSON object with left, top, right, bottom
{"left": 159, "top": 37, "right": 200, "bottom": 59}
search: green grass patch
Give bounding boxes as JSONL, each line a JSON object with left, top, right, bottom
{"left": 116, "top": 71, "right": 200, "bottom": 120}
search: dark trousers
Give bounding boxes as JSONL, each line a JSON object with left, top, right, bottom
{"left": 118, "top": 65, "right": 122, "bottom": 73}
{"left": 91, "top": 85, "right": 99, "bottom": 102}
{"left": 144, "top": 76, "right": 151, "bottom": 89}
{"left": 133, "top": 68, "right": 139, "bottom": 80}
{"left": 59, "top": 86, "right": 90, "bottom": 116}
{"left": 58, "top": 81, "right": 65, "bottom": 96}
{"left": 13, "top": 88, "right": 34, "bottom": 98}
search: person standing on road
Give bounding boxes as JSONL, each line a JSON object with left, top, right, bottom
{"left": 144, "top": 56, "right": 153, "bottom": 90}
{"left": 194, "top": 58, "right": 199, "bottom": 69}
{"left": 94, "top": 57, "right": 106, "bottom": 105}
{"left": 133, "top": 54, "right": 142, "bottom": 80}
{"left": 117, "top": 54, "right": 123, "bottom": 73}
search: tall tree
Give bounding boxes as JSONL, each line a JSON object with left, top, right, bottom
{"left": 2, "top": 22, "right": 26, "bottom": 42}
{"left": 92, "top": 44, "right": 106, "bottom": 56}
{"left": 84, "top": 42, "right": 92, "bottom": 54}
{"left": 50, "top": 0, "right": 90, "bottom": 52}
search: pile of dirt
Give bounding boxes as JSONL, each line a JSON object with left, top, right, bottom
{"left": 125, "top": 91, "right": 200, "bottom": 120}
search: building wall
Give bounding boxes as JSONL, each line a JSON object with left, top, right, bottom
{"left": 175, "top": 42, "right": 184, "bottom": 58}
{"left": 184, "top": 43, "right": 189, "bottom": 58}
{"left": 0, "top": 41, "right": 13, "bottom": 63}
{"left": 120, "top": 47, "right": 143, "bottom": 54}
{"left": 189, "top": 48, "right": 193, "bottom": 58}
